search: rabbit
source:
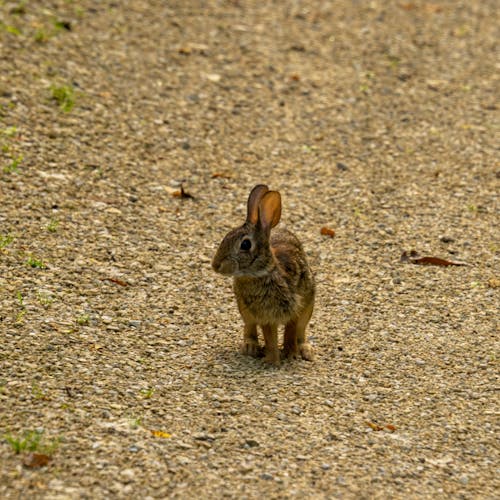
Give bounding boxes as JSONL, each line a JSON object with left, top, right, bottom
{"left": 212, "top": 184, "right": 315, "bottom": 365}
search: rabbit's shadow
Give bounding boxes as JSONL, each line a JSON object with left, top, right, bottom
{"left": 206, "top": 345, "right": 311, "bottom": 375}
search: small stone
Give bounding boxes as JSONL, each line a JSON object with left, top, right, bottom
{"left": 206, "top": 73, "right": 221, "bottom": 82}
{"left": 321, "top": 463, "right": 331, "bottom": 470}
{"left": 296, "top": 455, "right": 311, "bottom": 460}
{"left": 120, "top": 468, "right": 135, "bottom": 483}
{"left": 102, "top": 316, "right": 112, "bottom": 324}
{"left": 244, "top": 439, "right": 259, "bottom": 448}
{"left": 336, "top": 162, "right": 348, "bottom": 171}
{"left": 177, "top": 456, "right": 191, "bottom": 465}
{"left": 194, "top": 433, "right": 215, "bottom": 442}
{"left": 260, "top": 473, "right": 273, "bottom": 481}
{"left": 415, "top": 358, "right": 426, "bottom": 366}
{"left": 440, "top": 235, "right": 455, "bottom": 243}
{"left": 324, "top": 399, "right": 334, "bottom": 408}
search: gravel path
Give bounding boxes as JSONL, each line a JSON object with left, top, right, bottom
{"left": 1, "top": 1, "right": 498, "bottom": 498}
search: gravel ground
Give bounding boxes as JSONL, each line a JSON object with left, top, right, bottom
{"left": 0, "top": 1, "right": 498, "bottom": 498}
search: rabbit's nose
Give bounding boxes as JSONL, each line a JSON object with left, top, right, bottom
{"left": 213, "top": 258, "right": 235, "bottom": 275}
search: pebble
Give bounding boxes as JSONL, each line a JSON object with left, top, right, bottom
{"left": 120, "top": 468, "right": 135, "bottom": 483}
{"left": 244, "top": 439, "right": 260, "bottom": 448}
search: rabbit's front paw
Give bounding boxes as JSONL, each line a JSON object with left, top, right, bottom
{"left": 299, "top": 343, "right": 315, "bottom": 361}
{"left": 240, "top": 340, "right": 262, "bottom": 358}
{"left": 263, "top": 348, "right": 280, "bottom": 366}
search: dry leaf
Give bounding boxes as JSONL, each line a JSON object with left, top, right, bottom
{"left": 401, "top": 251, "right": 467, "bottom": 266}
{"left": 104, "top": 277, "right": 128, "bottom": 287}
{"left": 424, "top": 3, "right": 443, "bottom": 13}
{"left": 211, "top": 172, "right": 232, "bottom": 179}
{"left": 23, "top": 453, "right": 51, "bottom": 468}
{"left": 172, "top": 184, "right": 195, "bottom": 200}
{"left": 366, "top": 421, "right": 384, "bottom": 431}
{"left": 385, "top": 424, "right": 397, "bottom": 432}
{"left": 151, "top": 430, "right": 172, "bottom": 439}
{"left": 399, "top": 2, "right": 416, "bottom": 10}
{"left": 487, "top": 278, "right": 500, "bottom": 289}
{"left": 320, "top": 227, "right": 335, "bottom": 238}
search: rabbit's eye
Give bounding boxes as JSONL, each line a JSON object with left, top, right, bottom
{"left": 240, "top": 238, "right": 252, "bottom": 251}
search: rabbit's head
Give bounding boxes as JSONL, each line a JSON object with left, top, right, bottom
{"left": 212, "top": 184, "right": 281, "bottom": 277}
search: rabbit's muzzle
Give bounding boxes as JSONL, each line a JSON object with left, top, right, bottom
{"left": 212, "top": 256, "right": 237, "bottom": 276}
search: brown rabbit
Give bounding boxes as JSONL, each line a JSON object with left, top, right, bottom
{"left": 212, "top": 184, "right": 315, "bottom": 365}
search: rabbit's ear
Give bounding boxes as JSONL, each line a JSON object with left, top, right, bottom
{"left": 258, "top": 191, "right": 281, "bottom": 234}
{"left": 246, "top": 184, "right": 269, "bottom": 224}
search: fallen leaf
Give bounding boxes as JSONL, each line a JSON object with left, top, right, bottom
{"left": 401, "top": 251, "right": 467, "bottom": 266}
{"left": 320, "top": 227, "right": 335, "bottom": 238}
{"left": 385, "top": 424, "right": 397, "bottom": 432}
{"left": 488, "top": 278, "right": 500, "bottom": 288}
{"left": 424, "top": 3, "right": 443, "bottom": 13}
{"left": 205, "top": 73, "right": 221, "bottom": 83}
{"left": 23, "top": 453, "right": 51, "bottom": 468}
{"left": 366, "top": 421, "right": 384, "bottom": 431}
{"left": 211, "top": 172, "right": 232, "bottom": 179}
{"left": 172, "top": 184, "right": 195, "bottom": 200}
{"left": 151, "top": 430, "right": 172, "bottom": 439}
{"left": 104, "top": 277, "right": 128, "bottom": 287}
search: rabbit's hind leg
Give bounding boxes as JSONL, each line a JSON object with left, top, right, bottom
{"left": 296, "top": 302, "right": 315, "bottom": 361}
{"left": 283, "top": 320, "right": 299, "bottom": 359}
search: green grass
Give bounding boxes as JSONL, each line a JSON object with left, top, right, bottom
{"left": 46, "top": 219, "right": 59, "bottom": 232}
{"left": 0, "top": 233, "right": 14, "bottom": 249}
{"left": 4, "top": 430, "right": 59, "bottom": 455}
{"left": 1, "top": 126, "right": 18, "bottom": 137}
{"left": 0, "top": 22, "right": 22, "bottom": 36}
{"left": 50, "top": 84, "right": 75, "bottom": 112}
{"left": 3, "top": 154, "right": 22, "bottom": 174}
{"left": 76, "top": 314, "right": 90, "bottom": 326}
{"left": 26, "top": 256, "right": 46, "bottom": 269}
{"left": 140, "top": 387, "right": 155, "bottom": 399}
{"left": 37, "top": 291, "right": 55, "bottom": 307}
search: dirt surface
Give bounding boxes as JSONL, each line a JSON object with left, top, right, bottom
{"left": 0, "top": 1, "right": 498, "bottom": 498}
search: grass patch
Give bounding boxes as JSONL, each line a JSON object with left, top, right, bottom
{"left": 4, "top": 429, "right": 59, "bottom": 455}
{"left": 140, "top": 387, "right": 155, "bottom": 399}
{"left": 3, "top": 154, "right": 22, "bottom": 174}
{"left": 26, "top": 256, "right": 46, "bottom": 269}
{"left": 37, "top": 291, "right": 55, "bottom": 307}
{"left": 50, "top": 84, "right": 75, "bottom": 112}
{"left": 46, "top": 219, "right": 59, "bottom": 232}
{"left": 76, "top": 314, "right": 90, "bottom": 326}
{"left": 0, "top": 233, "right": 14, "bottom": 249}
